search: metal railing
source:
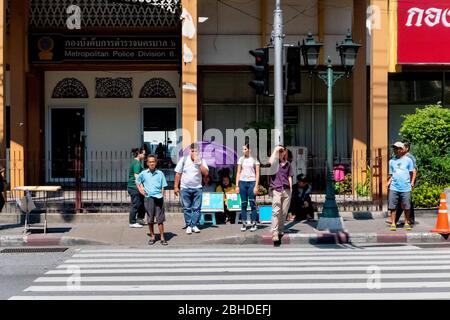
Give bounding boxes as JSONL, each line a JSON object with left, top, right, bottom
{"left": 0, "top": 148, "right": 383, "bottom": 214}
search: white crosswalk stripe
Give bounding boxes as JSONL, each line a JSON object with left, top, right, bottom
{"left": 9, "top": 246, "right": 450, "bottom": 300}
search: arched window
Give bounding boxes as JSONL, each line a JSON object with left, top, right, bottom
{"left": 52, "top": 78, "right": 89, "bottom": 98}
{"left": 140, "top": 78, "right": 176, "bottom": 98}
{"left": 95, "top": 78, "right": 133, "bottom": 98}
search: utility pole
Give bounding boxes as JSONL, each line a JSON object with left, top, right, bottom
{"left": 273, "top": 0, "right": 284, "bottom": 146}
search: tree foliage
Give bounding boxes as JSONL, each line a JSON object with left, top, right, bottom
{"left": 399, "top": 104, "right": 450, "bottom": 207}
{"left": 400, "top": 104, "right": 450, "bottom": 154}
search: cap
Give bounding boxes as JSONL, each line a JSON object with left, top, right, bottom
{"left": 392, "top": 141, "right": 405, "bottom": 149}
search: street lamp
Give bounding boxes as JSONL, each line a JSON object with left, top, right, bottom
{"left": 301, "top": 33, "right": 323, "bottom": 74}
{"left": 300, "top": 31, "right": 361, "bottom": 232}
{"left": 337, "top": 32, "right": 362, "bottom": 75}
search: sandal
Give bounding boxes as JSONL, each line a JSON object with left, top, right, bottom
{"left": 148, "top": 238, "right": 156, "bottom": 245}
{"left": 160, "top": 240, "right": 168, "bottom": 246}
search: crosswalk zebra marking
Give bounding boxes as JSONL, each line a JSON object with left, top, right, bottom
{"left": 23, "top": 281, "right": 450, "bottom": 292}
{"left": 52, "top": 260, "right": 450, "bottom": 268}
{"left": 43, "top": 265, "right": 450, "bottom": 274}
{"left": 10, "top": 292, "right": 450, "bottom": 300}
{"left": 33, "top": 273, "right": 450, "bottom": 283}
{"left": 78, "top": 247, "right": 422, "bottom": 253}
{"left": 71, "top": 252, "right": 448, "bottom": 258}
{"left": 10, "top": 246, "right": 450, "bottom": 300}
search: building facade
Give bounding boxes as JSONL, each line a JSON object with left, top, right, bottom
{"left": 0, "top": 0, "right": 448, "bottom": 196}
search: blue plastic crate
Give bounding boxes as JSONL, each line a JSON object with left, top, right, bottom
{"left": 258, "top": 205, "right": 272, "bottom": 223}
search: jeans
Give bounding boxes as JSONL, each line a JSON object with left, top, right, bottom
{"left": 239, "top": 181, "right": 257, "bottom": 223}
{"left": 128, "top": 187, "right": 145, "bottom": 224}
{"left": 180, "top": 188, "right": 203, "bottom": 227}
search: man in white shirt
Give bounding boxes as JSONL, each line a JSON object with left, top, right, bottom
{"left": 174, "top": 143, "right": 209, "bottom": 234}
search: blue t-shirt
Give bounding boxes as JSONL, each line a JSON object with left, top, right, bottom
{"left": 389, "top": 156, "right": 414, "bottom": 192}
{"left": 136, "top": 169, "right": 168, "bottom": 199}
{"left": 406, "top": 153, "right": 417, "bottom": 169}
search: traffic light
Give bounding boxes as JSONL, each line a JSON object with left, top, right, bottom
{"left": 249, "top": 48, "right": 269, "bottom": 96}
{"left": 286, "top": 46, "right": 301, "bottom": 95}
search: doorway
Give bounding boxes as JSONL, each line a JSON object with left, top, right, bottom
{"left": 50, "top": 108, "right": 85, "bottom": 179}
{"left": 142, "top": 107, "right": 177, "bottom": 181}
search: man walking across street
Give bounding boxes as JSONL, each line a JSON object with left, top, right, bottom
{"left": 387, "top": 141, "right": 415, "bottom": 231}
{"left": 137, "top": 155, "right": 169, "bottom": 245}
{"left": 174, "top": 143, "right": 209, "bottom": 235}
{"left": 269, "top": 145, "right": 294, "bottom": 242}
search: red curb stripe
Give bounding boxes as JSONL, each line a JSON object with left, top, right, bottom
{"left": 281, "top": 234, "right": 290, "bottom": 244}
{"left": 377, "top": 232, "right": 407, "bottom": 243}
{"left": 261, "top": 234, "right": 273, "bottom": 245}
{"left": 316, "top": 232, "right": 349, "bottom": 244}
{"left": 260, "top": 233, "right": 290, "bottom": 245}
{"left": 25, "top": 235, "right": 62, "bottom": 246}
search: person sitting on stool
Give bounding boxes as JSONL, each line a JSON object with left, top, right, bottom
{"left": 216, "top": 175, "right": 237, "bottom": 224}
{"left": 290, "top": 174, "right": 314, "bottom": 221}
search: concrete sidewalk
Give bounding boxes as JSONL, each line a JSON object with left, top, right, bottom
{"left": 1, "top": 211, "right": 449, "bottom": 246}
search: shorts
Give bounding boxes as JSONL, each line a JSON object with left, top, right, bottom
{"left": 388, "top": 190, "right": 411, "bottom": 210}
{"left": 144, "top": 197, "right": 166, "bottom": 224}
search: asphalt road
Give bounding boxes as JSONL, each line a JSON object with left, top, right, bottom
{"left": 4, "top": 243, "right": 450, "bottom": 300}
{"left": 0, "top": 248, "right": 76, "bottom": 300}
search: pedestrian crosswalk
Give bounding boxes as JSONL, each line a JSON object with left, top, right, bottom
{"left": 9, "top": 245, "right": 450, "bottom": 300}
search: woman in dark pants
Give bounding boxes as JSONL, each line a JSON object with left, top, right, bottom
{"left": 127, "top": 147, "right": 146, "bottom": 228}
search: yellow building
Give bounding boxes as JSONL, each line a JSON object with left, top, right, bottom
{"left": 0, "top": 0, "right": 449, "bottom": 200}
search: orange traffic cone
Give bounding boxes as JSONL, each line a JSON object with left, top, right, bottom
{"left": 431, "top": 193, "right": 450, "bottom": 234}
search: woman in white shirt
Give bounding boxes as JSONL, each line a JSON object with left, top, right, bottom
{"left": 235, "top": 144, "right": 260, "bottom": 232}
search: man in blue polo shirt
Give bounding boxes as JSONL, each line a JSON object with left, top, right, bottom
{"left": 137, "top": 155, "right": 169, "bottom": 245}
{"left": 388, "top": 141, "right": 414, "bottom": 231}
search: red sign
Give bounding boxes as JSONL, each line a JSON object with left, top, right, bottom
{"left": 398, "top": 0, "right": 450, "bottom": 64}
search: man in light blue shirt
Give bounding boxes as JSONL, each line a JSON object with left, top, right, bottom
{"left": 387, "top": 141, "right": 414, "bottom": 231}
{"left": 174, "top": 143, "right": 209, "bottom": 235}
{"left": 137, "top": 155, "right": 169, "bottom": 245}
{"left": 394, "top": 141, "right": 418, "bottom": 225}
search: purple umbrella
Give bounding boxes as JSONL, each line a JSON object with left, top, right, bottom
{"left": 180, "top": 141, "right": 238, "bottom": 168}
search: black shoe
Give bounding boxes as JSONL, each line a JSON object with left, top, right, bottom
{"left": 148, "top": 238, "right": 156, "bottom": 245}
{"left": 160, "top": 240, "right": 168, "bottom": 246}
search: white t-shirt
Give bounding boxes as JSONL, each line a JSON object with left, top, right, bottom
{"left": 238, "top": 156, "right": 260, "bottom": 182}
{"left": 175, "top": 156, "right": 209, "bottom": 189}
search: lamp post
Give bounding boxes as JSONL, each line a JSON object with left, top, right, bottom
{"left": 273, "top": 0, "right": 284, "bottom": 146}
{"left": 301, "top": 31, "right": 361, "bottom": 232}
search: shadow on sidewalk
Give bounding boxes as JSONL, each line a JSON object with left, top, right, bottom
{"left": 29, "top": 227, "right": 72, "bottom": 234}
{"left": 0, "top": 223, "right": 22, "bottom": 231}
{"left": 284, "top": 219, "right": 318, "bottom": 231}
{"left": 310, "top": 243, "right": 366, "bottom": 250}
{"left": 148, "top": 232, "right": 178, "bottom": 241}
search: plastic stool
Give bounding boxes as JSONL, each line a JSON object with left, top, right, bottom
{"left": 200, "top": 212, "right": 217, "bottom": 225}
{"left": 258, "top": 206, "right": 273, "bottom": 223}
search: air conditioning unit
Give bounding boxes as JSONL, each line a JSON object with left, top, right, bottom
{"left": 288, "top": 146, "right": 308, "bottom": 183}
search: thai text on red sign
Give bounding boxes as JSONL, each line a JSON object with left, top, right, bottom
{"left": 398, "top": 0, "right": 450, "bottom": 64}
